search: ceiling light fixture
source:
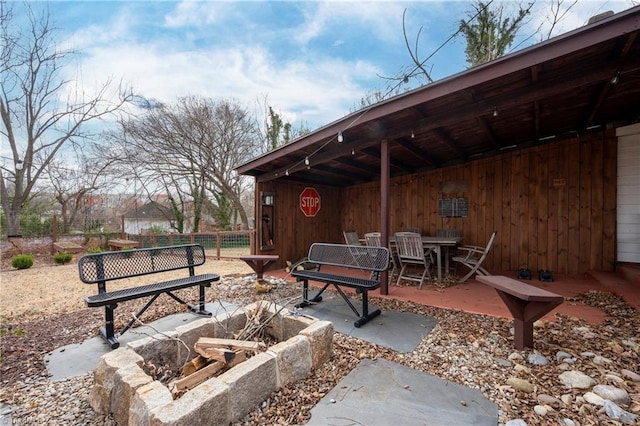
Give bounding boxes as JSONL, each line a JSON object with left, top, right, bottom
{"left": 337, "top": 132, "right": 344, "bottom": 143}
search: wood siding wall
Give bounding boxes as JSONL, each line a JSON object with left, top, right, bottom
{"left": 258, "top": 130, "right": 617, "bottom": 275}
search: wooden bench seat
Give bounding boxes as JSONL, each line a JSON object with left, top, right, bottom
{"left": 477, "top": 275, "right": 564, "bottom": 349}
{"left": 79, "top": 244, "right": 219, "bottom": 349}
{"left": 292, "top": 243, "right": 389, "bottom": 328}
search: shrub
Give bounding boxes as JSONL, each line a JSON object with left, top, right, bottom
{"left": 87, "top": 247, "right": 103, "bottom": 254}
{"left": 11, "top": 254, "right": 34, "bottom": 269}
{"left": 53, "top": 252, "right": 73, "bottom": 265}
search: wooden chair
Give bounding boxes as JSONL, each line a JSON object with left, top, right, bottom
{"left": 437, "top": 228, "right": 460, "bottom": 238}
{"left": 402, "top": 227, "right": 422, "bottom": 235}
{"left": 364, "top": 232, "right": 398, "bottom": 279}
{"left": 343, "top": 230, "right": 363, "bottom": 246}
{"left": 452, "top": 231, "right": 497, "bottom": 282}
{"left": 394, "top": 232, "right": 434, "bottom": 289}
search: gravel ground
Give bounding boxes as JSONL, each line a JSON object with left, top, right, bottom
{"left": 1, "top": 260, "right": 639, "bottom": 425}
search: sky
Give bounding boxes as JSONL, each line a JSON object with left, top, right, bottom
{"left": 8, "top": 0, "right": 638, "bottom": 133}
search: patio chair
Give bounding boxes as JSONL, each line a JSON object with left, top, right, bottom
{"left": 343, "top": 230, "right": 363, "bottom": 245}
{"left": 402, "top": 227, "right": 422, "bottom": 235}
{"left": 394, "top": 232, "right": 435, "bottom": 289}
{"left": 437, "top": 228, "right": 460, "bottom": 238}
{"left": 364, "top": 232, "right": 398, "bottom": 279}
{"left": 452, "top": 231, "right": 497, "bottom": 282}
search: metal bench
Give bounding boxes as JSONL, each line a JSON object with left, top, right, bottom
{"left": 292, "top": 243, "right": 390, "bottom": 328}
{"left": 78, "top": 244, "right": 219, "bottom": 349}
{"left": 476, "top": 275, "right": 564, "bottom": 350}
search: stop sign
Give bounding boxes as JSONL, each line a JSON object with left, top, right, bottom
{"left": 300, "top": 187, "right": 321, "bottom": 217}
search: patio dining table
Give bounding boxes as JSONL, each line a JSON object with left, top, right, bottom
{"left": 390, "top": 235, "right": 462, "bottom": 282}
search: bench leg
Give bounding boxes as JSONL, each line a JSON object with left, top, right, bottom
{"left": 102, "top": 305, "right": 120, "bottom": 349}
{"left": 354, "top": 289, "right": 380, "bottom": 328}
{"left": 331, "top": 285, "right": 381, "bottom": 328}
{"left": 495, "top": 290, "right": 563, "bottom": 350}
{"left": 164, "top": 290, "right": 212, "bottom": 316}
{"left": 296, "top": 281, "right": 329, "bottom": 308}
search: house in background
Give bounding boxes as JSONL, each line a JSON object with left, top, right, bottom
{"left": 123, "top": 201, "right": 176, "bottom": 235}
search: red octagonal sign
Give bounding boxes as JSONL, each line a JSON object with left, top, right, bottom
{"left": 300, "top": 187, "right": 321, "bottom": 217}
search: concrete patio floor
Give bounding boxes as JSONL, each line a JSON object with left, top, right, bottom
{"left": 268, "top": 264, "right": 640, "bottom": 325}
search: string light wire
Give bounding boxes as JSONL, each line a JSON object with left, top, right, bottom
{"left": 277, "top": 1, "right": 494, "bottom": 178}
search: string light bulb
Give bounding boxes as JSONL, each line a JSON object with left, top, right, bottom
{"left": 285, "top": 169, "right": 289, "bottom": 176}
{"left": 411, "top": 131, "right": 415, "bottom": 139}
{"left": 351, "top": 148, "right": 355, "bottom": 155}
{"left": 304, "top": 156, "right": 309, "bottom": 166}
{"left": 337, "top": 132, "right": 344, "bottom": 143}
{"left": 493, "top": 107, "right": 498, "bottom": 117}
{"left": 611, "top": 71, "right": 620, "bottom": 84}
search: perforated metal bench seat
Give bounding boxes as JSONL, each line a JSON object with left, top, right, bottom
{"left": 292, "top": 243, "right": 389, "bottom": 328}
{"left": 290, "top": 270, "right": 380, "bottom": 290}
{"left": 78, "top": 244, "right": 219, "bottom": 349}
{"left": 85, "top": 274, "right": 218, "bottom": 307}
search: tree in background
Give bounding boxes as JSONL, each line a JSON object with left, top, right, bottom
{"left": 44, "top": 153, "right": 115, "bottom": 234}
{"left": 0, "top": 1, "right": 132, "bottom": 236}
{"left": 265, "top": 106, "right": 292, "bottom": 151}
{"left": 458, "top": 1, "right": 533, "bottom": 67}
{"left": 108, "top": 96, "right": 261, "bottom": 231}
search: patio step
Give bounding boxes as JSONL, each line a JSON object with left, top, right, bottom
{"left": 616, "top": 262, "right": 640, "bottom": 288}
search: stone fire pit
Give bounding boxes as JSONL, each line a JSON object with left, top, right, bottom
{"left": 89, "top": 301, "right": 333, "bottom": 425}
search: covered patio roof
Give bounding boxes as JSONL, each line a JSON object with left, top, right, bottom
{"left": 236, "top": 6, "right": 640, "bottom": 186}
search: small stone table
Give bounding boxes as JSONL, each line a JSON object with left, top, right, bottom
{"left": 240, "top": 255, "right": 279, "bottom": 279}
{"left": 477, "top": 275, "right": 564, "bottom": 350}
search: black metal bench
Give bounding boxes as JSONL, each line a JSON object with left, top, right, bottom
{"left": 292, "top": 243, "right": 390, "bottom": 327}
{"left": 78, "top": 244, "right": 219, "bottom": 349}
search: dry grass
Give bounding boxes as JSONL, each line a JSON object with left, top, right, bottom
{"left": 0, "top": 255, "right": 255, "bottom": 321}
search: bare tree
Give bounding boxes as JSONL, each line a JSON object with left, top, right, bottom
{"left": 0, "top": 1, "right": 133, "bottom": 236}
{"left": 109, "top": 96, "right": 261, "bottom": 231}
{"left": 44, "top": 152, "right": 115, "bottom": 233}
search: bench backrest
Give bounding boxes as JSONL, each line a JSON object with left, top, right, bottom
{"left": 307, "top": 243, "right": 390, "bottom": 272}
{"left": 78, "top": 244, "right": 206, "bottom": 284}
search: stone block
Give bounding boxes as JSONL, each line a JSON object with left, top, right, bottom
{"left": 282, "top": 313, "right": 317, "bottom": 339}
{"left": 150, "top": 378, "right": 231, "bottom": 425}
{"left": 175, "top": 318, "right": 217, "bottom": 361}
{"left": 127, "top": 331, "right": 184, "bottom": 370}
{"left": 267, "top": 334, "right": 312, "bottom": 387}
{"left": 219, "top": 352, "right": 278, "bottom": 422}
{"left": 112, "top": 363, "right": 154, "bottom": 426}
{"left": 212, "top": 309, "right": 249, "bottom": 339}
{"left": 90, "top": 349, "right": 143, "bottom": 414}
{"left": 129, "top": 381, "right": 173, "bottom": 426}
{"left": 299, "top": 320, "right": 334, "bottom": 369}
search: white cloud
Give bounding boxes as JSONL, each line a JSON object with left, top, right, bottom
{"left": 164, "top": 0, "right": 230, "bottom": 27}
{"left": 69, "top": 37, "right": 379, "bottom": 130}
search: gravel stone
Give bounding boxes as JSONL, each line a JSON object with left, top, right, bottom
{"left": 1, "top": 264, "right": 639, "bottom": 426}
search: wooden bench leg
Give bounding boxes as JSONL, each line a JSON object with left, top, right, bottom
{"left": 495, "top": 291, "right": 563, "bottom": 350}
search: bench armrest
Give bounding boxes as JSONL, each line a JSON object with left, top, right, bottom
{"left": 457, "top": 245, "right": 484, "bottom": 259}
